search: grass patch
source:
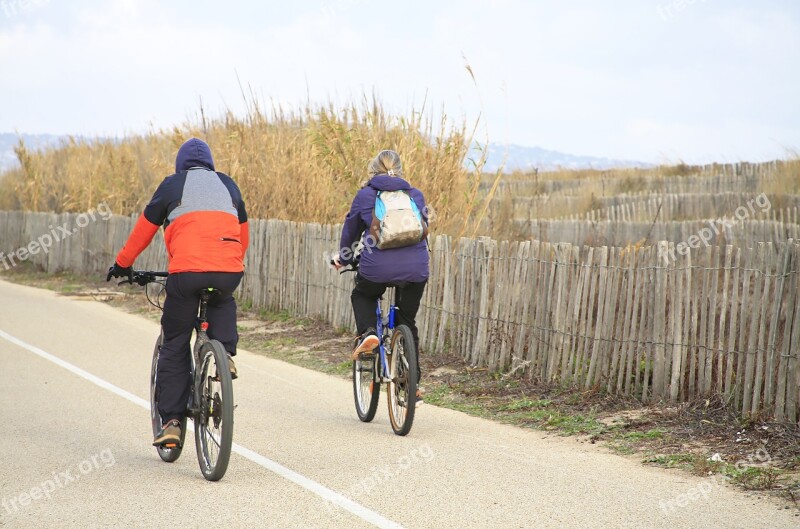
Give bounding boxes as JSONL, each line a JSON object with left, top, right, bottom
{"left": 499, "top": 398, "right": 553, "bottom": 411}
{"left": 643, "top": 453, "right": 787, "bottom": 491}
{"left": 264, "top": 336, "right": 298, "bottom": 348}
{"left": 423, "top": 384, "right": 490, "bottom": 417}
{"left": 623, "top": 428, "right": 666, "bottom": 441}
{"left": 332, "top": 360, "right": 352, "bottom": 377}
{"left": 263, "top": 309, "right": 294, "bottom": 322}
{"left": 541, "top": 412, "right": 605, "bottom": 436}
{"left": 727, "top": 466, "right": 783, "bottom": 491}
{"left": 644, "top": 453, "right": 696, "bottom": 469}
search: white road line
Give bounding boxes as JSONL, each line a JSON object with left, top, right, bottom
{"left": 0, "top": 329, "right": 404, "bottom": 529}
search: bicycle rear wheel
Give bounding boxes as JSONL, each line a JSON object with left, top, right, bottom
{"left": 353, "top": 339, "right": 380, "bottom": 422}
{"left": 194, "top": 339, "right": 234, "bottom": 481}
{"left": 387, "top": 325, "right": 418, "bottom": 436}
{"left": 150, "top": 334, "right": 186, "bottom": 462}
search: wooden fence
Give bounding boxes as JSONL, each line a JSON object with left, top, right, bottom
{"left": 485, "top": 162, "right": 781, "bottom": 197}
{"left": 508, "top": 193, "right": 800, "bottom": 223}
{"left": 1, "top": 210, "right": 798, "bottom": 423}
{"left": 503, "top": 219, "right": 800, "bottom": 248}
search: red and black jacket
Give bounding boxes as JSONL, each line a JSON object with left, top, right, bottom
{"left": 116, "top": 168, "right": 249, "bottom": 273}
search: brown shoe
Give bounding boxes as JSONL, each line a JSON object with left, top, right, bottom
{"left": 227, "top": 354, "right": 238, "bottom": 380}
{"left": 351, "top": 334, "right": 380, "bottom": 360}
{"left": 153, "top": 419, "right": 182, "bottom": 447}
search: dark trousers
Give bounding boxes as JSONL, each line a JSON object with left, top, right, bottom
{"left": 351, "top": 275, "right": 427, "bottom": 380}
{"left": 157, "top": 271, "right": 243, "bottom": 421}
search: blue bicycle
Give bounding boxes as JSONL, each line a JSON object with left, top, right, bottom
{"left": 337, "top": 263, "right": 418, "bottom": 436}
{"left": 354, "top": 286, "right": 418, "bottom": 435}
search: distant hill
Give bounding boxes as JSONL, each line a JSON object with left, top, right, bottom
{"left": 0, "top": 133, "right": 63, "bottom": 171}
{"left": 481, "top": 143, "right": 651, "bottom": 172}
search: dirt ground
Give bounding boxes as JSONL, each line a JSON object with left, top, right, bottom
{"left": 3, "top": 264, "right": 799, "bottom": 509}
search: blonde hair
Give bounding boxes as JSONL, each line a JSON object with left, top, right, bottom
{"left": 367, "top": 150, "right": 403, "bottom": 177}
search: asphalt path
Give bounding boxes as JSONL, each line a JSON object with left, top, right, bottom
{"left": 0, "top": 279, "right": 795, "bottom": 528}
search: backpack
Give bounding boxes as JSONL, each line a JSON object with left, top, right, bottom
{"left": 368, "top": 190, "right": 427, "bottom": 250}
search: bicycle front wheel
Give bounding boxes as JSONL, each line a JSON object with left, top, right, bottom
{"left": 194, "top": 339, "right": 234, "bottom": 481}
{"left": 151, "top": 334, "right": 186, "bottom": 462}
{"left": 353, "top": 341, "right": 380, "bottom": 422}
{"left": 387, "top": 325, "right": 418, "bottom": 436}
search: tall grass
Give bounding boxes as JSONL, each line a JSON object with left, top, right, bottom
{"left": 3, "top": 97, "right": 796, "bottom": 240}
{"left": 0, "top": 96, "right": 497, "bottom": 235}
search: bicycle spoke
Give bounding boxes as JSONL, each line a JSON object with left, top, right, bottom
{"left": 205, "top": 425, "right": 222, "bottom": 448}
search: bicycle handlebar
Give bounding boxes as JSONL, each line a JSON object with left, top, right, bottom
{"left": 330, "top": 259, "right": 358, "bottom": 275}
{"left": 118, "top": 270, "right": 169, "bottom": 286}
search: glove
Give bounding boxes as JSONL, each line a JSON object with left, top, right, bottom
{"left": 106, "top": 262, "right": 132, "bottom": 282}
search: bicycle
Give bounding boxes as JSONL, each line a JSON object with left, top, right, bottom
{"left": 335, "top": 262, "right": 419, "bottom": 436}
{"left": 118, "top": 271, "right": 234, "bottom": 481}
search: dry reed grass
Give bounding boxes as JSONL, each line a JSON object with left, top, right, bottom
{"left": 3, "top": 97, "right": 797, "bottom": 241}
{"left": 0, "top": 96, "right": 502, "bottom": 236}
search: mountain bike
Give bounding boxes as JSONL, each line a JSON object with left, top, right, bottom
{"left": 335, "top": 262, "right": 419, "bottom": 436}
{"left": 119, "top": 271, "right": 234, "bottom": 481}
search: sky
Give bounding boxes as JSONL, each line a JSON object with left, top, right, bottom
{"left": 1, "top": 0, "right": 798, "bottom": 164}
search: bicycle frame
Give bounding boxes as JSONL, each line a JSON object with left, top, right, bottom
{"left": 192, "top": 289, "right": 214, "bottom": 364}
{"left": 186, "top": 288, "right": 215, "bottom": 417}
{"left": 374, "top": 289, "right": 398, "bottom": 382}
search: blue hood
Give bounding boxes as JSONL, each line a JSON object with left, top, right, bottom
{"left": 367, "top": 175, "right": 411, "bottom": 192}
{"left": 175, "top": 138, "right": 215, "bottom": 172}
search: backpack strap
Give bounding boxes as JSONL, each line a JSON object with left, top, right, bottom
{"left": 406, "top": 194, "right": 431, "bottom": 252}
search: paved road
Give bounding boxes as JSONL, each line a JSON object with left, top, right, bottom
{"left": 0, "top": 279, "right": 796, "bottom": 528}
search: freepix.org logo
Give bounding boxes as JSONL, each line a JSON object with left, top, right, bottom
{"left": 0, "top": 203, "right": 113, "bottom": 270}
{"left": 657, "top": 0, "right": 709, "bottom": 21}
{"left": 658, "top": 193, "right": 772, "bottom": 264}
{"left": 1, "top": 0, "right": 49, "bottom": 19}
{"left": 658, "top": 447, "right": 772, "bottom": 515}
{"left": 2, "top": 449, "right": 116, "bottom": 517}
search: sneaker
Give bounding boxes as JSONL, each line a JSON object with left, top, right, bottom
{"left": 351, "top": 332, "right": 380, "bottom": 360}
{"left": 227, "top": 354, "right": 238, "bottom": 380}
{"left": 153, "top": 419, "right": 182, "bottom": 447}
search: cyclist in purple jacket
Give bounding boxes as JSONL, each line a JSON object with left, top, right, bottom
{"left": 334, "top": 150, "right": 430, "bottom": 395}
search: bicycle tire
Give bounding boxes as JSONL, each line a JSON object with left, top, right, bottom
{"left": 353, "top": 342, "right": 380, "bottom": 422}
{"left": 150, "top": 334, "right": 186, "bottom": 462}
{"left": 194, "top": 339, "right": 234, "bottom": 481}
{"left": 387, "top": 324, "right": 418, "bottom": 436}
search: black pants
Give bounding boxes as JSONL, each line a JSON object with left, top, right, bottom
{"left": 351, "top": 275, "right": 426, "bottom": 380}
{"left": 157, "top": 271, "right": 243, "bottom": 421}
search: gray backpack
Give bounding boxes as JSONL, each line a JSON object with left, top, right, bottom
{"left": 368, "top": 190, "right": 426, "bottom": 249}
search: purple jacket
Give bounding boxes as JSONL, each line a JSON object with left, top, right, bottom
{"left": 339, "top": 175, "right": 430, "bottom": 284}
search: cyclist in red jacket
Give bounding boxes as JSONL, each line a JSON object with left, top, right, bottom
{"left": 107, "top": 138, "right": 248, "bottom": 447}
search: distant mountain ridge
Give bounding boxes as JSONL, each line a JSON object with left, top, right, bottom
{"left": 0, "top": 133, "right": 650, "bottom": 173}
{"left": 0, "top": 133, "right": 63, "bottom": 171}
{"left": 481, "top": 143, "right": 651, "bottom": 172}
